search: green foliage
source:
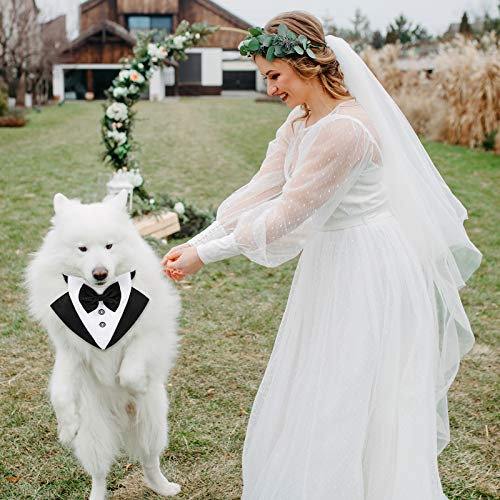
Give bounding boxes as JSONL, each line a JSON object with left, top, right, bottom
{"left": 371, "top": 30, "right": 385, "bottom": 49}
{"left": 385, "top": 14, "right": 432, "bottom": 45}
{"left": 482, "top": 129, "right": 498, "bottom": 150}
{"left": 0, "top": 82, "right": 8, "bottom": 117}
{"left": 238, "top": 24, "right": 322, "bottom": 61}
{"left": 459, "top": 12, "right": 472, "bottom": 35}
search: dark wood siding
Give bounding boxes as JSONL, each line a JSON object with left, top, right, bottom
{"left": 81, "top": 0, "right": 118, "bottom": 32}
{"left": 178, "top": 0, "right": 250, "bottom": 50}
{"left": 117, "top": 0, "right": 179, "bottom": 14}
{"left": 60, "top": 36, "right": 133, "bottom": 64}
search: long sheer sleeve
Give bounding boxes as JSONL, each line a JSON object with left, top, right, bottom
{"left": 196, "top": 117, "right": 375, "bottom": 267}
{"left": 187, "top": 107, "right": 302, "bottom": 247}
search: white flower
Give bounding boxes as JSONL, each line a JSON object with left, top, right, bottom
{"left": 147, "top": 43, "right": 157, "bottom": 56}
{"left": 138, "top": 63, "right": 144, "bottom": 70}
{"left": 128, "top": 84, "right": 140, "bottom": 94}
{"left": 195, "top": 33, "right": 200, "bottom": 40}
{"left": 118, "top": 69, "right": 130, "bottom": 82}
{"left": 106, "top": 102, "right": 128, "bottom": 121}
{"left": 107, "top": 129, "right": 127, "bottom": 146}
{"left": 129, "top": 70, "right": 145, "bottom": 84}
{"left": 173, "top": 35, "right": 185, "bottom": 49}
{"left": 173, "top": 202, "right": 185, "bottom": 215}
{"left": 149, "top": 198, "right": 155, "bottom": 205}
{"left": 147, "top": 43, "right": 167, "bottom": 60}
{"left": 112, "top": 87, "right": 128, "bottom": 98}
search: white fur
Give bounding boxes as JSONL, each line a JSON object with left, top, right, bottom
{"left": 26, "top": 192, "right": 182, "bottom": 499}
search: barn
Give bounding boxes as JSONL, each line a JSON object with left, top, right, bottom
{"left": 52, "top": 0, "right": 263, "bottom": 100}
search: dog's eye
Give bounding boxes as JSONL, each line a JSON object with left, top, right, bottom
{"left": 105, "top": 243, "right": 113, "bottom": 250}
{"left": 78, "top": 246, "right": 88, "bottom": 252}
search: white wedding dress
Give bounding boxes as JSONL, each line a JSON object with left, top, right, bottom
{"left": 188, "top": 100, "right": 455, "bottom": 499}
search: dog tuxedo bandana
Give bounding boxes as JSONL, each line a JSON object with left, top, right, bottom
{"left": 50, "top": 271, "right": 149, "bottom": 350}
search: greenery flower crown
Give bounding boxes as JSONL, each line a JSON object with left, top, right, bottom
{"left": 238, "top": 24, "right": 324, "bottom": 61}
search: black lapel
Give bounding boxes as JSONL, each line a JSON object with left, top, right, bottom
{"left": 50, "top": 293, "right": 100, "bottom": 349}
{"left": 106, "top": 287, "right": 149, "bottom": 349}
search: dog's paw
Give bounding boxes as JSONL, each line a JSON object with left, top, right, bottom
{"left": 57, "top": 419, "right": 79, "bottom": 446}
{"left": 144, "top": 476, "right": 181, "bottom": 497}
{"left": 116, "top": 367, "right": 149, "bottom": 395}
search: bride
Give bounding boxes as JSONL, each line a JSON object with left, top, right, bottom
{"left": 162, "top": 11, "right": 481, "bottom": 499}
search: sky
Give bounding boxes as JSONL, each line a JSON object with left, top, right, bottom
{"left": 37, "top": 0, "right": 498, "bottom": 39}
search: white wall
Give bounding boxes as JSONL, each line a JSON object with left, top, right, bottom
{"left": 186, "top": 48, "right": 223, "bottom": 86}
{"left": 52, "top": 65, "right": 64, "bottom": 100}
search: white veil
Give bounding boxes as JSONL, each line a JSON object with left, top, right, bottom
{"left": 326, "top": 35, "right": 482, "bottom": 454}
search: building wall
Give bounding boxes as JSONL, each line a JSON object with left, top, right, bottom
{"left": 117, "top": 0, "right": 179, "bottom": 14}
{"left": 178, "top": 0, "right": 249, "bottom": 49}
{"left": 60, "top": 38, "right": 133, "bottom": 64}
{"left": 81, "top": 0, "right": 118, "bottom": 32}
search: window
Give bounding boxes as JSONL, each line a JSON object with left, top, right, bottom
{"left": 178, "top": 54, "right": 202, "bottom": 84}
{"left": 127, "top": 15, "right": 173, "bottom": 34}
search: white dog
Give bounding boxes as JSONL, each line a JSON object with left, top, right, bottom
{"left": 26, "top": 191, "right": 181, "bottom": 500}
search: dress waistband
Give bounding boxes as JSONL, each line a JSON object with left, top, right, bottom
{"left": 320, "top": 209, "right": 395, "bottom": 232}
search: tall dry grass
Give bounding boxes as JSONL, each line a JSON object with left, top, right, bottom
{"left": 361, "top": 34, "right": 500, "bottom": 153}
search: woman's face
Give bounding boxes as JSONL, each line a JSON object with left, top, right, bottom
{"left": 254, "top": 55, "right": 309, "bottom": 108}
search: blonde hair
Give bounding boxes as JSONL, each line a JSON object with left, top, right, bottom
{"left": 263, "top": 11, "right": 351, "bottom": 121}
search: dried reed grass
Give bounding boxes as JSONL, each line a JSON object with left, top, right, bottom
{"left": 360, "top": 33, "right": 500, "bottom": 152}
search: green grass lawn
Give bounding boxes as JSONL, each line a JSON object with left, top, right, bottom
{"left": 0, "top": 99, "right": 498, "bottom": 499}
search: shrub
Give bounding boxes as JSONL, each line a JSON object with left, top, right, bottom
{"left": 0, "top": 109, "right": 26, "bottom": 127}
{"left": 0, "top": 82, "right": 8, "bottom": 117}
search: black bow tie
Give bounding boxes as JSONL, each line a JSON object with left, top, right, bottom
{"left": 78, "top": 282, "right": 121, "bottom": 313}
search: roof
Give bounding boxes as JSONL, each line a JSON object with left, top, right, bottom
{"left": 189, "top": 0, "right": 251, "bottom": 30}
{"left": 62, "top": 19, "right": 136, "bottom": 52}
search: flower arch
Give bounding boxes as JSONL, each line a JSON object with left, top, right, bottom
{"left": 101, "top": 22, "right": 250, "bottom": 238}
{"left": 101, "top": 21, "right": 220, "bottom": 236}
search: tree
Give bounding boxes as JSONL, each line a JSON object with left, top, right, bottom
{"left": 459, "top": 12, "right": 472, "bottom": 35}
{"left": 0, "top": 0, "right": 42, "bottom": 103}
{"left": 323, "top": 8, "right": 372, "bottom": 51}
{"left": 371, "top": 30, "right": 384, "bottom": 49}
{"left": 482, "top": 3, "right": 500, "bottom": 35}
{"left": 385, "top": 14, "right": 432, "bottom": 45}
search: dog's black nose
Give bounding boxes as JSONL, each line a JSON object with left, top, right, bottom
{"left": 92, "top": 267, "right": 108, "bottom": 281}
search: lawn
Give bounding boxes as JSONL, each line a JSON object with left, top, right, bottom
{"left": 0, "top": 99, "right": 498, "bottom": 499}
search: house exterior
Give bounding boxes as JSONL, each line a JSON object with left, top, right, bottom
{"left": 51, "top": 0, "right": 262, "bottom": 100}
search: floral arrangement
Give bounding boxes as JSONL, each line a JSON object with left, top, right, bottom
{"left": 102, "top": 20, "right": 218, "bottom": 173}
{"left": 101, "top": 20, "right": 219, "bottom": 237}
{"left": 238, "top": 24, "right": 323, "bottom": 61}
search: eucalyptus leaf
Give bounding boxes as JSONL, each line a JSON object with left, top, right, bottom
{"left": 260, "top": 34, "right": 274, "bottom": 47}
{"left": 266, "top": 45, "right": 276, "bottom": 61}
{"left": 249, "top": 27, "right": 262, "bottom": 36}
{"left": 278, "top": 24, "right": 288, "bottom": 37}
{"left": 286, "top": 29, "right": 297, "bottom": 40}
{"left": 294, "top": 45, "right": 304, "bottom": 55}
{"left": 248, "top": 38, "right": 260, "bottom": 51}
{"left": 306, "top": 48, "right": 316, "bottom": 58}
{"left": 274, "top": 46, "right": 284, "bottom": 57}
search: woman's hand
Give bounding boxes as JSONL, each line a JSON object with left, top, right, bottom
{"left": 162, "top": 242, "right": 191, "bottom": 264}
{"left": 162, "top": 245, "right": 204, "bottom": 280}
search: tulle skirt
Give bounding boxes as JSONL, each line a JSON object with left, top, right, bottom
{"left": 242, "top": 215, "right": 448, "bottom": 500}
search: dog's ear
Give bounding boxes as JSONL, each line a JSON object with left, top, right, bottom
{"left": 106, "top": 189, "right": 128, "bottom": 211}
{"left": 53, "top": 193, "right": 70, "bottom": 214}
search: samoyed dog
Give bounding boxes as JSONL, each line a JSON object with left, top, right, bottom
{"left": 26, "top": 191, "right": 181, "bottom": 500}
